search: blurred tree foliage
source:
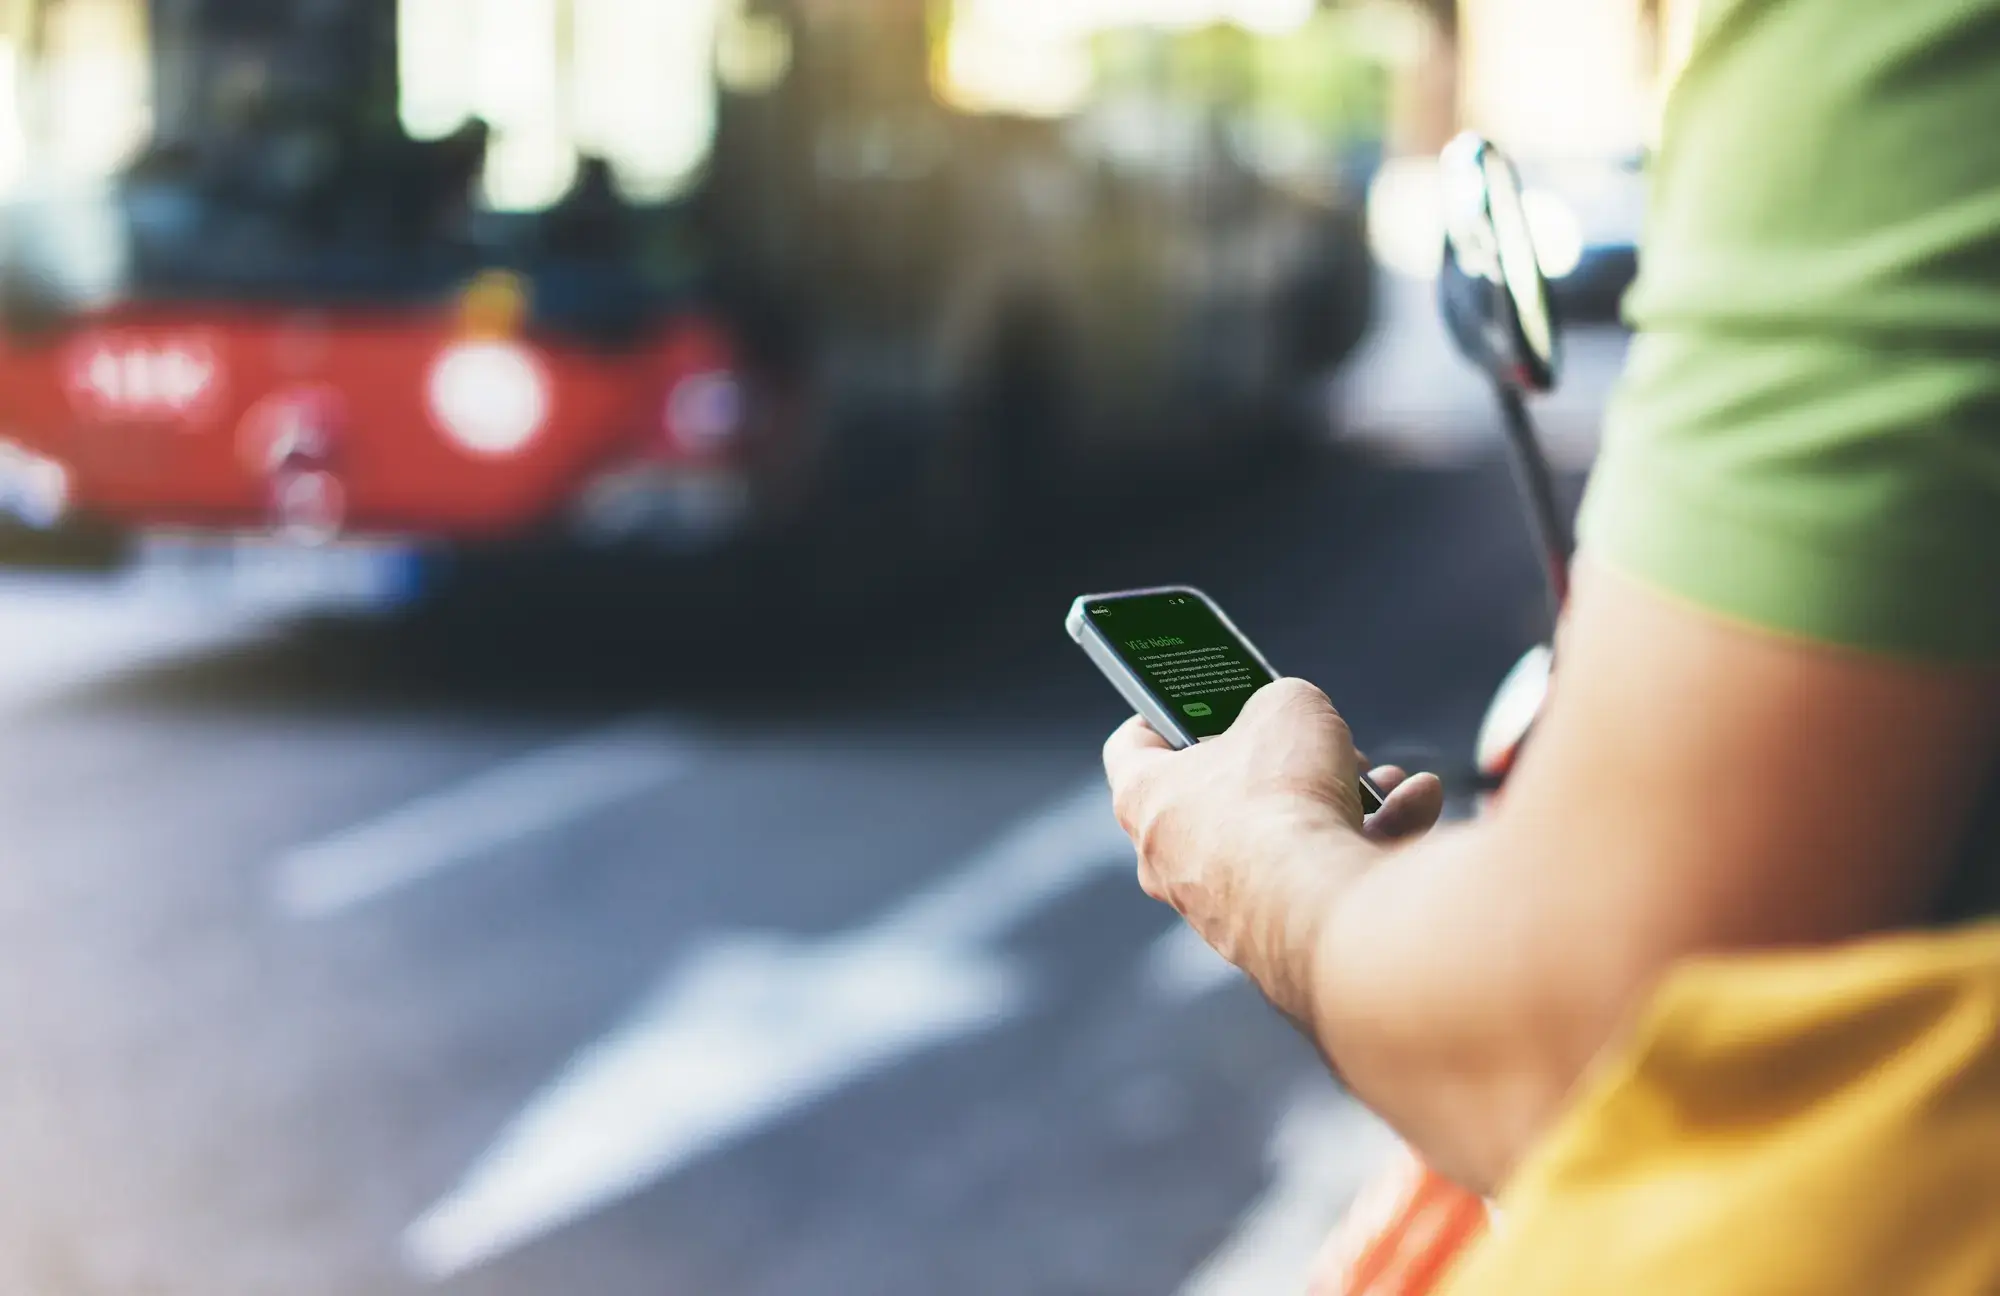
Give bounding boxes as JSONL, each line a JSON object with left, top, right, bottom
{"left": 1093, "top": 12, "right": 1389, "bottom": 169}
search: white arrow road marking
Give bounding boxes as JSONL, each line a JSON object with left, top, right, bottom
{"left": 403, "top": 781, "right": 1130, "bottom": 1281}
{"left": 406, "top": 935, "right": 1020, "bottom": 1280}
{"left": 1141, "top": 922, "right": 1243, "bottom": 1003}
{"left": 1177, "top": 1082, "right": 1401, "bottom": 1296}
{"left": 273, "top": 724, "right": 694, "bottom": 919}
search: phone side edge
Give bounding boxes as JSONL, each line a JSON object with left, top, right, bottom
{"left": 1065, "top": 597, "right": 1091, "bottom": 643}
{"left": 1074, "top": 614, "right": 1199, "bottom": 750}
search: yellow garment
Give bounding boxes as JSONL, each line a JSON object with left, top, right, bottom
{"left": 1440, "top": 924, "right": 2000, "bottom": 1295}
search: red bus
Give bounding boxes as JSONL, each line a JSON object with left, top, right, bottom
{"left": 0, "top": 0, "right": 1379, "bottom": 597}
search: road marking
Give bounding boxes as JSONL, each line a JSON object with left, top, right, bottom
{"left": 272, "top": 725, "right": 693, "bottom": 919}
{"left": 1178, "top": 1082, "right": 1401, "bottom": 1296}
{"left": 1141, "top": 922, "right": 1242, "bottom": 1003}
{"left": 0, "top": 575, "right": 268, "bottom": 714}
{"left": 404, "top": 781, "right": 1131, "bottom": 1281}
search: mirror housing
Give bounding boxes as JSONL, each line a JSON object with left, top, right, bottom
{"left": 1438, "top": 133, "right": 1561, "bottom": 395}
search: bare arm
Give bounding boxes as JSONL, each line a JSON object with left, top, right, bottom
{"left": 1105, "top": 556, "right": 2000, "bottom": 1193}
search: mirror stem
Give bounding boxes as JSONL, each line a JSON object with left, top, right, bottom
{"left": 1497, "top": 386, "right": 1573, "bottom": 626}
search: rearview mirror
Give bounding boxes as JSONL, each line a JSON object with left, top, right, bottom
{"left": 1438, "top": 133, "right": 1561, "bottom": 394}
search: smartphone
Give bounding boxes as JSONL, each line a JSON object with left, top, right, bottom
{"left": 1068, "top": 586, "right": 1386, "bottom": 815}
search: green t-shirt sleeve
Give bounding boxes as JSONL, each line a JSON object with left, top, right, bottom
{"left": 1577, "top": 0, "right": 2000, "bottom": 662}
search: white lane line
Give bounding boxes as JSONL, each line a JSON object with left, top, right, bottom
{"left": 272, "top": 725, "right": 694, "bottom": 919}
{"left": 0, "top": 576, "right": 270, "bottom": 714}
{"left": 865, "top": 782, "right": 1133, "bottom": 947}
{"left": 404, "top": 781, "right": 1131, "bottom": 1281}
{"left": 1178, "top": 1082, "right": 1401, "bottom": 1296}
{"left": 1141, "top": 922, "right": 1242, "bottom": 1003}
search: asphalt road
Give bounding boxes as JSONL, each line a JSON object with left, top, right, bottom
{"left": 0, "top": 299, "right": 1619, "bottom": 1296}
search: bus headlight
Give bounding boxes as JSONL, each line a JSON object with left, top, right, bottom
{"left": 425, "top": 342, "right": 550, "bottom": 458}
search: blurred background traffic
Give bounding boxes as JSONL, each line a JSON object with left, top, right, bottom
{"left": 0, "top": 1, "right": 1674, "bottom": 1292}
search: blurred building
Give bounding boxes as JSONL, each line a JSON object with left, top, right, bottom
{"left": 1457, "top": 0, "right": 1700, "bottom": 155}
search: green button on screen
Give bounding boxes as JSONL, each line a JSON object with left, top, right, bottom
{"left": 1182, "top": 701, "right": 1214, "bottom": 718}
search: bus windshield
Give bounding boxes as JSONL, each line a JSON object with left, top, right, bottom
{"left": 3, "top": 0, "right": 723, "bottom": 314}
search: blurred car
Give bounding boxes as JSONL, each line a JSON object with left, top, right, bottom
{"left": 1516, "top": 154, "right": 1647, "bottom": 325}
{"left": 1367, "top": 150, "right": 1644, "bottom": 326}
{"left": 0, "top": 0, "right": 1381, "bottom": 597}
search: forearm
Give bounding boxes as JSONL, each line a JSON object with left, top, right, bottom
{"left": 1305, "top": 821, "right": 1640, "bottom": 1192}
{"left": 1259, "top": 761, "right": 1968, "bottom": 1193}
{"left": 1231, "top": 814, "right": 1631, "bottom": 1194}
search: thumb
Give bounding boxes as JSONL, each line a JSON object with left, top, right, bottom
{"left": 1364, "top": 771, "right": 1446, "bottom": 841}
{"left": 1237, "top": 677, "right": 1341, "bottom": 728}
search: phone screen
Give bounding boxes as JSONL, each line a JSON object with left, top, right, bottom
{"left": 1083, "top": 591, "right": 1274, "bottom": 739}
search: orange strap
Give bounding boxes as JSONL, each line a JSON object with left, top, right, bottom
{"left": 1316, "top": 1150, "right": 1489, "bottom": 1296}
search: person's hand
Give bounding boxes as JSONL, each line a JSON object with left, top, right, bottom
{"left": 1102, "top": 679, "right": 1443, "bottom": 1009}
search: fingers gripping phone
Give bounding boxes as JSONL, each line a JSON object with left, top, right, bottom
{"left": 1069, "top": 586, "right": 1386, "bottom": 815}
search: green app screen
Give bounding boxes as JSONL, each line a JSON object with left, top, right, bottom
{"left": 1087, "top": 591, "right": 1273, "bottom": 739}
